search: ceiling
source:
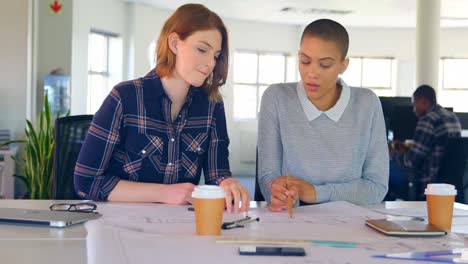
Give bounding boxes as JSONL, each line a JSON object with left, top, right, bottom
{"left": 125, "top": 0, "right": 468, "bottom": 28}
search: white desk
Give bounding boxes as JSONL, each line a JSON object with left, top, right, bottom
{"left": 0, "top": 200, "right": 467, "bottom": 264}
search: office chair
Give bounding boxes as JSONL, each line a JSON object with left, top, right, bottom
{"left": 387, "top": 138, "right": 468, "bottom": 202}
{"left": 435, "top": 138, "right": 468, "bottom": 204}
{"left": 404, "top": 138, "right": 467, "bottom": 203}
{"left": 53, "top": 115, "right": 94, "bottom": 199}
{"left": 254, "top": 149, "right": 265, "bottom": 201}
{"left": 384, "top": 166, "right": 424, "bottom": 201}
{"left": 405, "top": 169, "right": 426, "bottom": 201}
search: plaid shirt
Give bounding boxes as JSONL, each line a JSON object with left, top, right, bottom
{"left": 393, "top": 104, "right": 461, "bottom": 186}
{"left": 74, "top": 70, "right": 231, "bottom": 200}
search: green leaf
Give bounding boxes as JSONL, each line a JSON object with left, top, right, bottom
{"left": 10, "top": 95, "right": 56, "bottom": 199}
{"left": 0, "top": 140, "right": 26, "bottom": 149}
{"left": 26, "top": 120, "right": 40, "bottom": 154}
{"left": 39, "top": 109, "right": 44, "bottom": 136}
{"left": 44, "top": 94, "right": 52, "bottom": 130}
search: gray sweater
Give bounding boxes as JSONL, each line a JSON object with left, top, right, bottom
{"left": 258, "top": 79, "right": 389, "bottom": 205}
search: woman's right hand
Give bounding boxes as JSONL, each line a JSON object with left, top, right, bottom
{"left": 268, "top": 176, "right": 299, "bottom": 212}
{"left": 161, "top": 182, "right": 196, "bottom": 205}
{"left": 392, "top": 140, "right": 409, "bottom": 154}
{"left": 268, "top": 176, "right": 317, "bottom": 211}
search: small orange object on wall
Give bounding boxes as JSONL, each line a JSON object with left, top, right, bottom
{"left": 50, "top": 0, "right": 62, "bottom": 14}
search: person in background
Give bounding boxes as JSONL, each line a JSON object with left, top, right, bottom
{"left": 258, "top": 19, "right": 388, "bottom": 211}
{"left": 389, "top": 84, "right": 461, "bottom": 199}
{"left": 74, "top": 4, "right": 249, "bottom": 213}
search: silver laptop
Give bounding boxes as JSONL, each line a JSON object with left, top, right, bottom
{"left": 0, "top": 207, "right": 102, "bottom": 227}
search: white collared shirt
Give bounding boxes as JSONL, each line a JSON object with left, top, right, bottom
{"left": 297, "top": 78, "right": 350, "bottom": 122}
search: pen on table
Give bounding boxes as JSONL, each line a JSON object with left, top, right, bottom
{"left": 287, "top": 172, "right": 293, "bottom": 218}
{"left": 236, "top": 217, "right": 260, "bottom": 226}
{"left": 222, "top": 216, "right": 260, "bottom": 229}
{"left": 216, "top": 238, "right": 357, "bottom": 248}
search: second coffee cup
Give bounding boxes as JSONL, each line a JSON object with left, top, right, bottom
{"left": 192, "top": 185, "right": 226, "bottom": 235}
{"left": 425, "top": 183, "right": 457, "bottom": 232}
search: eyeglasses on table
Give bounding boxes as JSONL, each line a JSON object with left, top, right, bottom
{"left": 49, "top": 202, "right": 97, "bottom": 213}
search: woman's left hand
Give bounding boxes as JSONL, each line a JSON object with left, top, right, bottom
{"left": 219, "top": 178, "right": 250, "bottom": 213}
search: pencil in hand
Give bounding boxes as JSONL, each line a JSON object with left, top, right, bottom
{"left": 286, "top": 172, "right": 293, "bottom": 218}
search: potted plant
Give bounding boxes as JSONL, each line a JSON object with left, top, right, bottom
{"left": 1, "top": 95, "right": 55, "bottom": 199}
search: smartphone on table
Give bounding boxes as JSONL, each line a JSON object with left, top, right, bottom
{"left": 239, "top": 246, "right": 306, "bottom": 256}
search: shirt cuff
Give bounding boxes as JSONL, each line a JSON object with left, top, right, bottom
{"left": 260, "top": 178, "right": 273, "bottom": 204}
{"left": 76, "top": 175, "right": 120, "bottom": 201}
{"left": 100, "top": 176, "right": 121, "bottom": 200}
{"left": 313, "top": 184, "right": 331, "bottom": 204}
{"left": 206, "top": 172, "right": 231, "bottom": 186}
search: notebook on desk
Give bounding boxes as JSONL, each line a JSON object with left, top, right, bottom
{"left": 366, "top": 219, "right": 447, "bottom": 236}
{"left": 0, "top": 207, "right": 102, "bottom": 227}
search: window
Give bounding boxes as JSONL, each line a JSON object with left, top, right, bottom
{"left": 341, "top": 57, "right": 395, "bottom": 90}
{"left": 439, "top": 58, "right": 468, "bottom": 112}
{"left": 441, "top": 58, "right": 468, "bottom": 90}
{"left": 233, "top": 51, "right": 297, "bottom": 120}
{"left": 87, "top": 30, "right": 122, "bottom": 114}
{"left": 148, "top": 40, "right": 157, "bottom": 69}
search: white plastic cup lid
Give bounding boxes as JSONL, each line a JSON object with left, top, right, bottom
{"left": 424, "top": 183, "right": 457, "bottom": 196}
{"left": 192, "top": 185, "right": 225, "bottom": 199}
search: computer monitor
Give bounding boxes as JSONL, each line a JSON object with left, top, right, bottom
{"left": 379, "top": 97, "right": 412, "bottom": 117}
{"left": 455, "top": 112, "right": 468, "bottom": 129}
{"left": 379, "top": 97, "right": 413, "bottom": 139}
{"left": 391, "top": 105, "right": 418, "bottom": 141}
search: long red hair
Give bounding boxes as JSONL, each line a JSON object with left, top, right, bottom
{"left": 156, "top": 4, "right": 228, "bottom": 102}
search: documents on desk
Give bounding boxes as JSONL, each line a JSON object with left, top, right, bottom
{"left": 372, "top": 205, "right": 468, "bottom": 218}
{"left": 81, "top": 201, "right": 467, "bottom": 264}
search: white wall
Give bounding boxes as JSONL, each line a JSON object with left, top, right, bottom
{"left": 348, "top": 28, "right": 416, "bottom": 97}
{"left": 130, "top": 4, "right": 172, "bottom": 78}
{"left": 223, "top": 19, "right": 301, "bottom": 176}
{"left": 35, "top": 0, "right": 73, "bottom": 114}
{"left": 70, "top": 0, "right": 129, "bottom": 115}
{"left": 0, "top": 0, "right": 30, "bottom": 139}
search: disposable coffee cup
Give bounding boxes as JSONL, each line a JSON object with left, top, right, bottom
{"left": 192, "top": 185, "right": 225, "bottom": 235}
{"left": 425, "top": 183, "right": 457, "bottom": 231}
{"left": 404, "top": 139, "right": 414, "bottom": 147}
